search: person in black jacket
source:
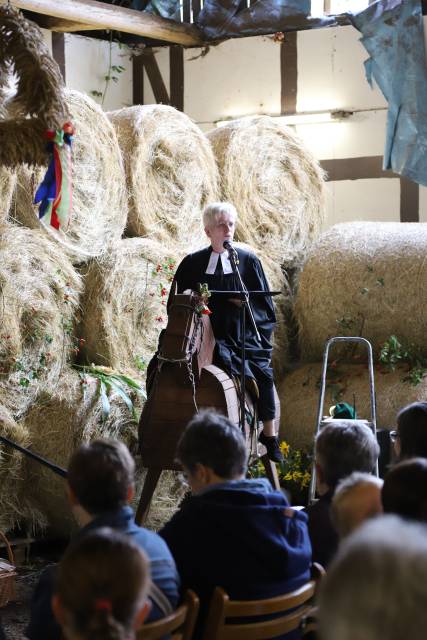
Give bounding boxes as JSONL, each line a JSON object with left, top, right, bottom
{"left": 169, "top": 201, "right": 282, "bottom": 462}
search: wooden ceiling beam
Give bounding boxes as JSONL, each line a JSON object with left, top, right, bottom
{"left": 43, "top": 18, "right": 96, "bottom": 32}
{"left": 22, "top": 12, "right": 96, "bottom": 31}
{"left": 8, "top": 0, "right": 203, "bottom": 45}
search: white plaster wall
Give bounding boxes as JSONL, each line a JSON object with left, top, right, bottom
{"left": 418, "top": 187, "right": 427, "bottom": 223}
{"left": 294, "top": 109, "right": 387, "bottom": 160}
{"left": 184, "top": 35, "right": 281, "bottom": 127}
{"left": 297, "top": 25, "right": 387, "bottom": 113}
{"left": 325, "top": 178, "right": 401, "bottom": 227}
{"left": 64, "top": 34, "right": 132, "bottom": 112}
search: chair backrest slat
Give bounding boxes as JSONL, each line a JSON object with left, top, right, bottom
{"left": 139, "top": 590, "right": 199, "bottom": 640}
{"left": 221, "top": 605, "right": 314, "bottom": 640}
{"left": 202, "top": 565, "right": 324, "bottom": 640}
{"left": 223, "top": 581, "right": 316, "bottom": 617}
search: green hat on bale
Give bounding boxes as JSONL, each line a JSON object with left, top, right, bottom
{"left": 329, "top": 402, "right": 357, "bottom": 420}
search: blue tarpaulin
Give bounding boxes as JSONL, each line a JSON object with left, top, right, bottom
{"left": 131, "top": 0, "right": 181, "bottom": 21}
{"left": 197, "top": 0, "right": 310, "bottom": 40}
{"left": 351, "top": 0, "right": 427, "bottom": 187}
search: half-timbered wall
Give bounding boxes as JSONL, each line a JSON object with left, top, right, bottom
{"left": 43, "top": 22, "right": 427, "bottom": 226}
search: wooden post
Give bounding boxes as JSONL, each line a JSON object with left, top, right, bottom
{"left": 132, "top": 55, "right": 144, "bottom": 105}
{"left": 281, "top": 32, "right": 298, "bottom": 115}
{"left": 170, "top": 46, "right": 184, "bottom": 111}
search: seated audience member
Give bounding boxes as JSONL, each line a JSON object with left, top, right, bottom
{"left": 331, "top": 472, "right": 383, "bottom": 539}
{"left": 318, "top": 515, "right": 427, "bottom": 640}
{"left": 382, "top": 457, "right": 427, "bottom": 522}
{"left": 160, "top": 410, "right": 311, "bottom": 638}
{"left": 27, "top": 439, "right": 179, "bottom": 640}
{"left": 305, "top": 420, "right": 379, "bottom": 567}
{"left": 391, "top": 401, "right": 427, "bottom": 460}
{"left": 52, "top": 528, "right": 150, "bottom": 640}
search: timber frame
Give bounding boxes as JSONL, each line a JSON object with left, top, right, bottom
{"left": 7, "top": 0, "right": 203, "bottom": 46}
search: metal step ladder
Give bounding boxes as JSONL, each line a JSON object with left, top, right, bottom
{"left": 308, "top": 336, "right": 378, "bottom": 505}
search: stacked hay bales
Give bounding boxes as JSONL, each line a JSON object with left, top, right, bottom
{"left": 278, "top": 363, "right": 427, "bottom": 449}
{"left": 12, "top": 90, "right": 128, "bottom": 262}
{"left": 235, "top": 242, "right": 291, "bottom": 378}
{"left": 279, "top": 222, "right": 427, "bottom": 450}
{"left": 0, "top": 99, "right": 331, "bottom": 535}
{"left": 0, "top": 168, "right": 15, "bottom": 222}
{"left": 108, "top": 104, "right": 219, "bottom": 249}
{"left": 207, "top": 116, "right": 325, "bottom": 267}
{"left": 134, "top": 469, "right": 188, "bottom": 532}
{"left": 79, "top": 237, "right": 183, "bottom": 375}
{"left": 0, "top": 224, "right": 82, "bottom": 417}
{"left": 23, "top": 369, "right": 186, "bottom": 534}
{"left": 23, "top": 369, "right": 138, "bottom": 534}
{"left": 295, "top": 222, "right": 427, "bottom": 361}
{"left": 0, "top": 405, "right": 39, "bottom": 532}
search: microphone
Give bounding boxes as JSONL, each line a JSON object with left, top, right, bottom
{"left": 223, "top": 240, "right": 239, "bottom": 262}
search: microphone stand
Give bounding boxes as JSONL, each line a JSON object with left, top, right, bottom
{"left": 224, "top": 243, "right": 261, "bottom": 432}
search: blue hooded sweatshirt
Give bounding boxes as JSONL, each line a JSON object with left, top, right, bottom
{"left": 160, "top": 478, "right": 311, "bottom": 638}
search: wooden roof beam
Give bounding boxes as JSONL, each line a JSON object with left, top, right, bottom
{"left": 9, "top": 0, "right": 203, "bottom": 45}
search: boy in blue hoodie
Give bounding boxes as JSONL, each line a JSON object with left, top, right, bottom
{"left": 160, "top": 410, "right": 311, "bottom": 638}
{"left": 26, "top": 439, "right": 179, "bottom": 640}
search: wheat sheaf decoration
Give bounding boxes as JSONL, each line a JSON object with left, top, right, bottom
{"left": 0, "top": 4, "right": 69, "bottom": 167}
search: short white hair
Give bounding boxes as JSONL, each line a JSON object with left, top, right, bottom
{"left": 319, "top": 515, "right": 427, "bottom": 640}
{"left": 203, "top": 202, "right": 238, "bottom": 229}
{"left": 331, "top": 472, "right": 383, "bottom": 538}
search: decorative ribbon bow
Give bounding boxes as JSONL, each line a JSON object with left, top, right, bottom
{"left": 34, "top": 121, "right": 75, "bottom": 230}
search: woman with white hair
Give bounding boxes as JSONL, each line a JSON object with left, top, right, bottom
{"left": 168, "top": 202, "right": 282, "bottom": 462}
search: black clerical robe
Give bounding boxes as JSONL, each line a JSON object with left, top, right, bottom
{"left": 169, "top": 245, "right": 276, "bottom": 420}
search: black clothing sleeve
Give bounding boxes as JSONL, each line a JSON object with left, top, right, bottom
{"left": 25, "top": 565, "right": 61, "bottom": 640}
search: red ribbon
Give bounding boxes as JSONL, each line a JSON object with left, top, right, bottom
{"left": 94, "top": 598, "right": 112, "bottom": 612}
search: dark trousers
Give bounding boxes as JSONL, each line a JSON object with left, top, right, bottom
{"left": 250, "top": 361, "right": 276, "bottom": 422}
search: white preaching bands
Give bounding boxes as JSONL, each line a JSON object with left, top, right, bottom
{"left": 205, "top": 250, "right": 234, "bottom": 275}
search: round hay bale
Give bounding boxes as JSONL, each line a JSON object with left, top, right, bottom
{"left": 0, "top": 224, "right": 82, "bottom": 417}
{"left": 0, "top": 168, "right": 16, "bottom": 222}
{"left": 11, "top": 89, "right": 127, "bottom": 263}
{"left": 134, "top": 469, "right": 188, "bottom": 532}
{"left": 278, "top": 362, "right": 427, "bottom": 449}
{"left": 295, "top": 222, "right": 427, "bottom": 361}
{"left": 23, "top": 368, "right": 139, "bottom": 535}
{"left": 80, "top": 237, "right": 183, "bottom": 375}
{"left": 0, "top": 405, "right": 37, "bottom": 532}
{"left": 235, "top": 242, "right": 290, "bottom": 378}
{"left": 108, "top": 104, "right": 219, "bottom": 248}
{"left": 24, "top": 368, "right": 186, "bottom": 534}
{"left": 258, "top": 251, "right": 291, "bottom": 379}
{"left": 207, "top": 117, "right": 325, "bottom": 266}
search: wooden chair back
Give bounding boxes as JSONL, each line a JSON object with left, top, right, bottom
{"left": 138, "top": 590, "right": 199, "bottom": 640}
{"left": 202, "top": 564, "right": 324, "bottom": 640}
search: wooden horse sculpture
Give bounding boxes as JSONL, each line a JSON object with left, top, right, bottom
{"left": 136, "top": 292, "right": 280, "bottom": 524}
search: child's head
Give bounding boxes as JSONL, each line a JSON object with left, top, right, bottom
{"left": 67, "top": 439, "right": 135, "bottom": 516}
{"left": 396, "top": 401, "right": 427, "bottom": 460}
{"left": 53, "top": 528, "right": 150, "bottom": 640}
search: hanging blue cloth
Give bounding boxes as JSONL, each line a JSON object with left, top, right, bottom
{"left": 197, "top": 0, "right": 310, "bottom": 40}
{"left": 131, "top": 0, "right": 181, "bottom": 21}
{"left": 351, "top": 0, "right": 427, "bottom": 187}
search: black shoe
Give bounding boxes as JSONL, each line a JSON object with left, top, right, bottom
{"left": 259, "top": 431, "right": 284, "bottom": 463}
